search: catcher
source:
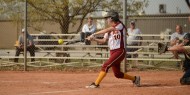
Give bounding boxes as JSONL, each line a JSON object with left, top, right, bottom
{"left": 158, "top": 33, "right": 190, "bottom": 85}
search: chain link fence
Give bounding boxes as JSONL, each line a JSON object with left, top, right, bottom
{"left": 0, "top": 0, "right": 189, "bottom": 70}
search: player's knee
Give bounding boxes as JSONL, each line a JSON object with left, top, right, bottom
{"left": 180, "top": 77, "right": 190, "bottom": 85}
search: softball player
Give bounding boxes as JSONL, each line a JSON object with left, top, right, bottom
{"left": 167, "top": 33, "right": 190, "bottom": 85}
{"left": 85, "top": 11, "right": 140, "bottom": 88}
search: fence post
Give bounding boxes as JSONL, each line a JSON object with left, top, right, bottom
{"left": 123, "top": 0, "right": 127, "bottom": 73}
{"left": 24, "top": 0, "right": 28, "bottom": 71}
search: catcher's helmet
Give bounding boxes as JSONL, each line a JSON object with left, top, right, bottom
{"left": 183, "top": 33, "right": 190, "bottom": 46}
{"left": 104, "top": 11, "right": 119, "bottom": 21}
{"left": 184, "top": 33, "right": 190, "bottom": 40}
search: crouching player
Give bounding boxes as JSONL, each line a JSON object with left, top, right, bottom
{"left": 159, "top": 33, "right": 190, "bottom": 85}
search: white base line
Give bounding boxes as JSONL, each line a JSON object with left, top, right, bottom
{"left": 23, "top": 85, "right": 189, "bottom": 95}
{"left": 23, "top": 89, "right": 84, "bottom": 95}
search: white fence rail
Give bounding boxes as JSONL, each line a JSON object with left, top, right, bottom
{"left": 0, "top": 34, "right": 182, "bottom": 68}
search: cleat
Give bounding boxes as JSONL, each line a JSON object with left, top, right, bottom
{"left": 180, "top": 77, "right": 190, "bottom": 85}
{"left": 85, "top": 82, "right": 99, "bottom": 88}
{"left": 133, "top": 76, "right": 141, "bottom": 87}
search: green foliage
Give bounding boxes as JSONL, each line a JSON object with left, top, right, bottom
{"left": 127, "top": 0, "right": 149, "bottom": 15}
{"left": 0, "top": 0, "right": 148, "bottom": 34}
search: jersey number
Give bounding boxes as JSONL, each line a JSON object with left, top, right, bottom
{"left": 114, "top": 34, "right": 121, "bottom": 40}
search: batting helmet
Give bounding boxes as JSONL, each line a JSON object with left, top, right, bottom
{"left": 104, "top": 11, "right": 119, "bottom": 21}
{"left": 183, "top": 33, "right": 190, "bottom": 46}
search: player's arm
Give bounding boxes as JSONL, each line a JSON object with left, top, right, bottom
{"left": 86, "top": 32, "right": 108, "bottom": 44}
{"left": 86, "top": 27, "right": 115, "bottom": 40}
{"left": 93, "top": 38, "right": 107, "bottom": 44}
{"left": 93, "top": 27, "right": 115, "bottom": 35}
{"left": 170, "top": 38, "right": 180, "bottom": 46}
{"left": 168, "top": 44, "right": 185, "bottom": 52}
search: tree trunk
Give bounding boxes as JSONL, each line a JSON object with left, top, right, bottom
{"left": 56, "top": 4, "right": 71, "bottom": 63}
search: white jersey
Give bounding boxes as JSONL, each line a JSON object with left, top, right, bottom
{"left": 104, "top": 23, "right": 125, "bottom": 50}
{"left": 170, "top": 32, "right": 186, "bottom": 41}
{"left": 127, "top": 28, "right": 142, "bottom": 45}
{"left": 82, "top": 24, "right": 96, "bottom": 33}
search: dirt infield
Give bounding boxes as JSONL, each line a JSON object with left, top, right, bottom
{"left": 0, "top": 71, "right": 189, "bottom": 95}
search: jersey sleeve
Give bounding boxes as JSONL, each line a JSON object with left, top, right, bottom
{"left": 115, "top": 24, "right": 123, "bottom": 31}
{"left": 104, "top": 33, "right": 108, "bottom": 39}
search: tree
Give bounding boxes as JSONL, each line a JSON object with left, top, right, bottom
{"left": 0, "top": 0, "right": 148, "bottom": 63}
{"left": 127, "top": 0, "right": 149, "bottom": 15}
{"left": 0, "top": 0, "right": 148, "bottom": 36}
